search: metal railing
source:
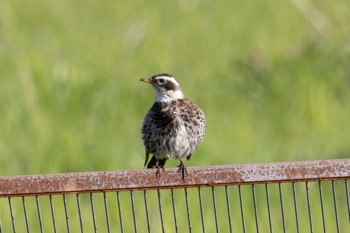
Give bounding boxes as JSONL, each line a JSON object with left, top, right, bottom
{"left": 0, "top": 159, "right": 349, "bottom": 233}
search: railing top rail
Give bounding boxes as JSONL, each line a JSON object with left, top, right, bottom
{"left": 0, "top": 159, "right": 349, "bottom": 197}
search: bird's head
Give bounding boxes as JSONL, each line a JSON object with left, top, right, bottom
{"left": 140, "top": 73, "right": 184, "bottom": 102}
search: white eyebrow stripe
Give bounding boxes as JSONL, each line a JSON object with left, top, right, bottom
{"left": 155, "top": 75, "right": 180, "bottom": 86}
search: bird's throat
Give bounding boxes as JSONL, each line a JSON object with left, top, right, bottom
{"left": 156, "top": 90, "right": 184, "bottom": 102}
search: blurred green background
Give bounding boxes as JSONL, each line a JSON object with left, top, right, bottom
{"left": 1, "top": 0, "right": 349, "bottom": 176}
{"left": 1, "top": 1, "right": 350, "bottom": 233}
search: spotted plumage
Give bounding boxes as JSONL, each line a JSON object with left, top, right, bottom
{"left": 140, "top": 73, "right": 206, "bottom": 179}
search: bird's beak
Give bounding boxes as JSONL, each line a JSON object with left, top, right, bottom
{"left": 140, "top": 78, "right": 153, "bottom": 84}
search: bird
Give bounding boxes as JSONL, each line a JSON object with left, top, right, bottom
{"left": 140, "top": 73, "right": 206, "bottom": 180}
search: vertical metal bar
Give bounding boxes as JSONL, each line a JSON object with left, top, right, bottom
{"left": 184, "top": 188, "right": 192, "bottom": 233}
{"left": 116, "top": 192, "right": 124, "bottom": 233}
{"left": 265, "top": 184, "right": 273, "bottom": 233}
{"left": 224, "top": 186, "right": 232, "bottom": 233}
{"left": 252, "top": 184, "right": 260, "bottom": 233}
{"left": 8, "top": 197, "right": 17, "bottom": 233}
{"left": 212, "top": 187, "right": 219, "bottom": 233}
{"left": 305, "top": 182, "right": 314, "bottom": 233}
{"left": 198, "top": 187, "right": 206, "bottom": 233}
{"left": 49, "top": 195, "right": 58, "bottom": 233}
{"left": 157, "top": 190, "right": 165, "bottom": 233}
{"left": 76, "top": 194, "right": 84, "bottom": 233}
{"left": 63, "top": 194, "right": 71, "bottom": 233}
{"left": 22, "top": 197, "right": 30, "bottom": 233}
{"left": 292, "top": 183, "right": 300, "bottom": 233}
{"left": 0, "top": 218, "right": 2, "bottom": 233}
{"left": 238, "top": 185, "right": 246, "bottom": 233}
{"left": 130, "top": 191, "right": 138, "bottom": 233}
{"left": 103, "top": 192, "right": 111, "bottom": 233}
{"left": 171, "top": 189, "right": 179, "bottom": 233}
{"left": 278, "top": 183, "right": 286, "bottom": 233}
{"left": 318, "top": 182, "right": 327, "bottom": 233}
{"left": 90, "top": 193, "right": 98, "bottom": 233}
{"left": 143, "top": 191, "right": 151, "bottom": 233}
{"left": 332, "top": 181, "right": 340, "bottom": 233}
{"left": 345, "top": 180, "right": 350, "bottom": 222}
{"left": 35, "top": 196, "right": 44, "bottom": 233}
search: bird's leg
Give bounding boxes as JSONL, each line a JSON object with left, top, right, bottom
{"left": 155, "top": 161, "right": 165, "bottom": 178}
{"left": 177, "top": 160, "right": 188, "bottom": 180}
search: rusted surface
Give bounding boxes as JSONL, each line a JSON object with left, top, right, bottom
{"left": 0, "top": 159, "right": 349, "bottom": 197}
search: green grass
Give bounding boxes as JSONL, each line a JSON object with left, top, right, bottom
{"left": 0, "top": 0, "right": 350, "bottom": 232}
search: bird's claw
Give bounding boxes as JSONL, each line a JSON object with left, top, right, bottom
{"left": 177, "top": 161, "right": 188, "bottom": 180}
{"left": 155, "top": 162, "right": 165, "bottom": 178}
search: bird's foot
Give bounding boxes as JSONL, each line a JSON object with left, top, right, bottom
{"left": 177, "top": 160, "right": 188, "bottom": 180}
{"left": 155, "top": 162, "right": 165, "bottom": 178}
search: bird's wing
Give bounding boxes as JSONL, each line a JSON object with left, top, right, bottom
{"left": 142, "top": 102, "right": 177, "bottom": 163}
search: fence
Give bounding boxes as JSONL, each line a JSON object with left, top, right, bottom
{"left": 0, "top": 159, "right": 349, "bottom": 233}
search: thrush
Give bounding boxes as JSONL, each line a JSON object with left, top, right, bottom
{"left": 140, "top": 73, "right": 206, "bottom": 179}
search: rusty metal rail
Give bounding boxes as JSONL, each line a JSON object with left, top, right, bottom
{"left": 1, "top": 159, "right": 349, "bottom": 197}
{"left": 0, "top": 159, "right": 349, "bottom": 233}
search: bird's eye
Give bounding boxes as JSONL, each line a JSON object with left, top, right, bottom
{"left": 158, "top": 78, "right": 166, "bottom": 84}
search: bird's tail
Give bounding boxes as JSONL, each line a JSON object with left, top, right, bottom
{"left": 146, "top": 156, "right": 166, "bottom": 169}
